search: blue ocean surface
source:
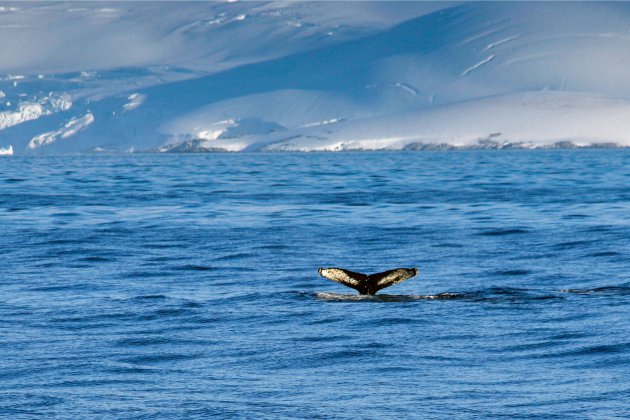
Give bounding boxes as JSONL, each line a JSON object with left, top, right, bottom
{"left": 1, "top": 151, "right": 629, "bottom": 418}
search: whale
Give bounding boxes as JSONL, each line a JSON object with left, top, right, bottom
{"left": 318, "top": 267, "right": 418, "bottom": 295}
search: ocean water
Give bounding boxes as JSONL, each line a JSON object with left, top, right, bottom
{"left": 1, "top": 151, "right": 629, "bottom": 418}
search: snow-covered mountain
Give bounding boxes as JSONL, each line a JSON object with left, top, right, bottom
{"left": 2, "top": 1, "right": 630, "bottom": 154}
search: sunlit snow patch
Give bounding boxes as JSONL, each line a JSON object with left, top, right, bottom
{"left": 161, "top": 118, "right": 286, "bottom": 152}
{"left": 300, "top": 118, "right": 343, "bottom": 128}
{"left": 0, "top": 93, "right": 72, "bottom": 130}
{"left": 0, "top": 103, "right": 45, "bottom": 129}
{"left": 123, "top": 93, "right": 146, "bottom": 112}
{"left": 219, "top": 118, "right": 285, "bottom": 139}
{"left": 28, "top": 112, "right": 94, "bottom": 149}
{"left": 259, "top": 92, "right": 630, "bottom": 151}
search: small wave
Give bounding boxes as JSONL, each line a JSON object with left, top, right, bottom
{"left": 533, "top": 342, "right": 629, "bottom": 360}
{"left": 28, "top": 283, "right": 92, "bottom": 292}
{"left": 316, "top": 349, "right": 376, "bottom": 361}
{"left": 77, "top": 256, "right": 114, "bottom": 263}
{"left": 476, "top": 228, "right": 529, "bottom": 236}
{"left": 143, "top": 242, "right": 184, "bottom": 249}
{"left": 127, "top": 270, "right": 177, "bottom": 279}
{"left": 43, "top": 238, "right": 86, "bottom": 245}
{"left": 115, "top": 337, "right": 174, "bottom": 347}
{"left": 494, "top": 269, "right": 532, "bottom": 276}
{"left": 134, "top": 306, "right": 199, "bottom": 322}
{"left": 315, "top": 292, "right": 415, "bottom": 302}
{"left": 103, "top": 365, "right": 156, "bottom": 375}
{"left": 254, "top": 243, "right": 288, "bottom": 251}
{"left": 575, "top": 343, "right": 629, "bottom": 355}
{"left": 171, "top": 264, "right": 217, "bottom": 271}
{"left": 313, "top": 288, "right": 563, "bottom": 303}
{"left": 314, "top": 292, "right": 469, "bottom": 302}
{"left": 314, "top": 286, "right": 630, "bottom": 303}
{"left": 211, "top": 252, "right": 257, "bottom": 261}
{"left": 560, "top": 286, "right": 630, "bottom": 295}
{"left": 130, "top": 294, "right": 168, "bottom": 301}
{"left": 372, "top": 317, "right": 423, "bottom": 326}
{"left": 553, "top": 239, "right": 597, "bottom": 250}
{"left": 473, "top": 287, "right": 564, "bottom": 302}
{"left": 431, "top": 242, "right": 464, "bottom": 248}
{"left": 583, "top": 224, "right": 615, "bottom": 233}
{"left": 421, "top": 292, "right": 469, "bottom": 300}
{"left": 53, "top": 211, "right": 81, "bottom": 218}
{"left": 0, "top": 393, "right": 64, "bottom": 409}
{"left": 119, "top": 352, "right": 202, "bottom": 365}
{"left": 297, "top": 335, "right": 351, "bottom": 343}
{"left": 562, "top": 213, "right": 591, "bottom": 219}
{"left": 584, "top": 251, "right": 620, "bottom": 258}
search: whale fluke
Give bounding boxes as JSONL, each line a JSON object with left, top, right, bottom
{"left": 318, "top": 267, "right": 418, "bottom": 295}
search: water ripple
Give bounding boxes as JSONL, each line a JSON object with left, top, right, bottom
{"left": 1, "top": 151, "right": 629, "bottom": 418}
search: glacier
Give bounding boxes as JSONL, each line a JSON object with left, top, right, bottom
{"left": 1, "top": 1, "right": 630, "bottom": 154}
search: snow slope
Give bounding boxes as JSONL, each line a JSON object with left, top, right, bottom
{"left": 1, "top": 1, "right": 630, "bottom": 154}
{"left": 255, "top": 92, "right": 630, "bottom": 151}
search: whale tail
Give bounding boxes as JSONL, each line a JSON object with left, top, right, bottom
{"left": 318, "top": 267, "right": 418, "bottom": 295}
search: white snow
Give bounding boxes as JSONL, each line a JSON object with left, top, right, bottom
{"left": 27, "top": 113, "right": 94, "bottom": 149}
{"left": 0, "top": 102, "right": 45, "bottom": 130}
{"left": 256, "top": 92, "right": 630, "bottom": 151}
{"left": 123, "top": 93, "right": 146, "bottom": 112}
{"left": 0, "top": 93, "right": 71, "bottom": 130}
{"left": 461, "top": 55, "right": 496, "bottom": 77}
{"left": 301, "top": 118, "right": 343, "bottom": 128}
{"left": 2, "top": 2, "right": 630, "bottom": 154}
{"left": 484, "top": 36, "right": 520, "bottom": 51}
{"left": 0, "top": 145, "right": 13, "bottom": 155}
{"left": 0, "top": 1, "right": 434, "bottom": 75}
